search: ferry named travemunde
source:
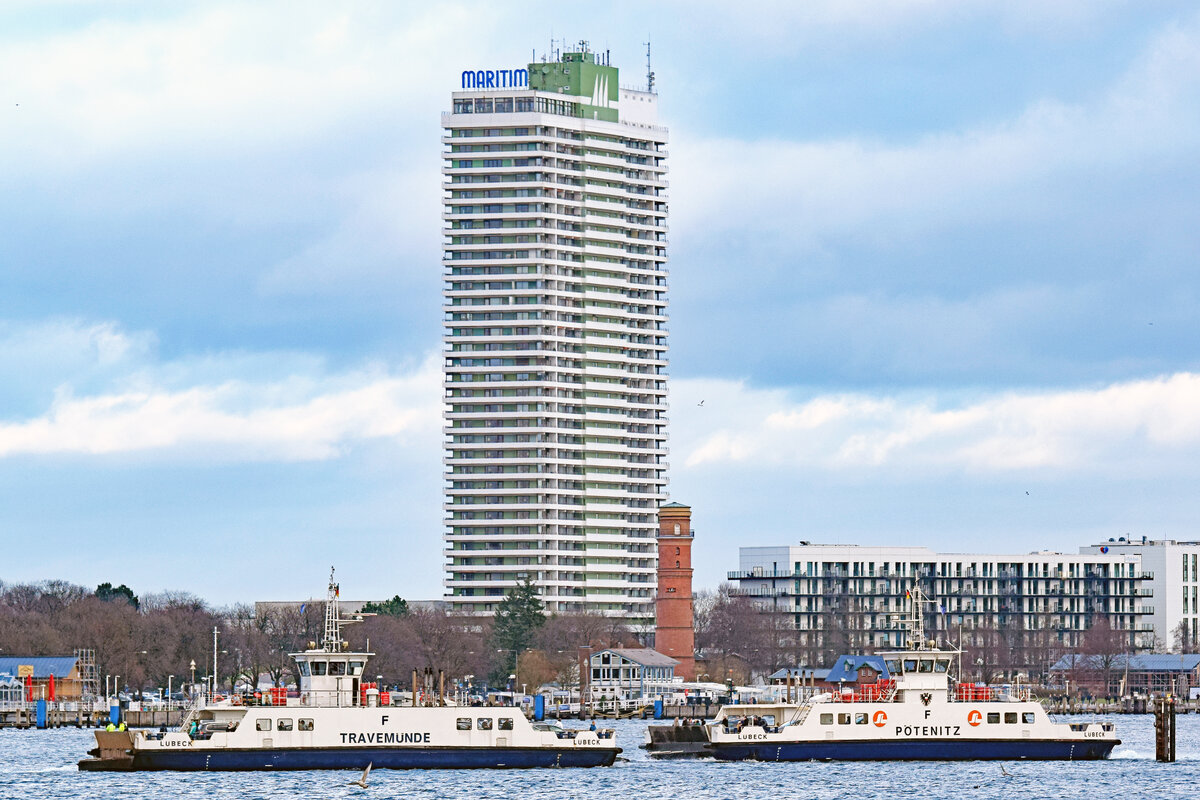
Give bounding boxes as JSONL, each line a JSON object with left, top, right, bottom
{"left": 648, "top": 589, "right": 1120, "bottom": 761}
{"left": 79, "top": 571, "right": 619, "bottom": 771}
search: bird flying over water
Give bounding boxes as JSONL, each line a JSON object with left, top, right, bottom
{"left": 349, "top": 761, "right": 372, "bottom": 788}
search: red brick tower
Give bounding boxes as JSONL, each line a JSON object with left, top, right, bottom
{"left": 656, "top": 502, "right": 695, "bottom": 680}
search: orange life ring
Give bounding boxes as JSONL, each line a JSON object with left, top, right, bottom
{"left": 212, "top": 694, "right": 225, "bottom": 703}
{"left": 231, "top": 695, "right": 243, "bottom": 706}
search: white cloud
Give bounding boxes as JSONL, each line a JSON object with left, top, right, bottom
{"left": 670, "top": 11, "right": 1200, "bottom": 247}
{"left": 676, "top": 372, "right": 1200, "bottom": 474}
{"left": 0, "top": 317, "right": 443, "bottom": 461}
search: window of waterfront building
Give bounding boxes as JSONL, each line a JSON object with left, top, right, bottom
{"left": 820, "top": 713, "right": 834, "bottom": 725}
{"left": 838, "top": 713, "right": 851, "bottom": 725}
{"left": 478, "top": 718, "right": 493, "bottom": 730}
{"left": 256, "top": 719, "right": 272, "bottom": 731}
{"left": 1004, "top": 713, "right": 1018, "bottom": 724}
{"left": 499, "top": 718, "right": 514, "bottom": 730}
{"left": 1023, "top": 712, "right": 1036, "bottom": 724}
{"left": 277, "top": 718, "right": 293, "bottom": 731}
{"left": 457, "top": 718, "right": 472, "bottom": 730}
{"left": 299, "top": 718, "right": 314, "bottom": 731}
{"left": 311, "top": 661, "right": 327, "bottom": 676}
{"left": 986, "top": 713, "right": 1000, "bottom": 724}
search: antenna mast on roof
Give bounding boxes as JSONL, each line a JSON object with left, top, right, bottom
{"left": 644, "top": 39, "right": 655, "bottom": 94}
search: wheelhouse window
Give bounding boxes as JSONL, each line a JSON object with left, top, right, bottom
{"left": 934, "top": 659, "right": 950, "bottom": 673}
{"left": 918, "top": 659, "right": 933, "bottom": 673}
{"left": 349, "top": 661, "right": 364, "bottom": 676}
{"left": 276, "top": 718, "right": 293, "bottom": 731}
{"left": 329, "top": 661, "right": 347, "bottom": 676}
{"left": 297, "top": 662, "right": 310, "bottom": 677}
{"left": 298, "top": 719, "right": 314, "bottom": 731}
{"left": 256, "top": 719, "right": 272, "bottom": 731}
{"left": 903, "top": 659, "right": 917, "bottom": 673}
{"left": 885, "top": 659, "right": 901, "bottom": 674}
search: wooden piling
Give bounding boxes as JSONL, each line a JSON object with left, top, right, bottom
{"left": 1155, "top": 697, "right": 1176, "bottom": 762}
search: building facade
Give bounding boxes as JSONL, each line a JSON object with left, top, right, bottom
{"left": 1079, "top": 537, "right": 1200, "bottom": 650}
{"left": 655, "top": 502, "right": 695, "bottom": 678}
{"left": 441, "top": 47, "right": 669, "bottom": 629}
{"left": 588, "top": 647, "right": 678, "bottom": 704}
{"left": 729, "top": 544, "right": 1155, "bottom": 677}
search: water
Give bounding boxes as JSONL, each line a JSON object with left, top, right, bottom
{"left": 0, "top": 715, "right": 1194, "bottom": 800}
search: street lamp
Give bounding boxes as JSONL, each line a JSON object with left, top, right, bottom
{"left": 167, "top": 676, "right": 174, "bottom": 710}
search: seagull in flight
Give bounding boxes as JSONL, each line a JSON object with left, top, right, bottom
{"left": 349, "top": 762, "right": 372, "bottom": 788}
{"left": 697, "top": 400, "right": 705, "bottom": 406}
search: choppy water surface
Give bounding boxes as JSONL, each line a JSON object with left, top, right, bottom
{"left": 0, "top": 714, "right": 1194, "bottom": 800}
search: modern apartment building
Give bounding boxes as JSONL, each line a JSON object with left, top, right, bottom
{"left": 728, "top": 544, "right": 1156, "bottom": 675}
{"left": 1079, "top": 537, "right": 1200, "bottom": 650}
{"left": 441, "top": 47, "right": 669, "bottom": 630}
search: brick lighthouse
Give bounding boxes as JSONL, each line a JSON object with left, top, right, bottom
{"left": 655, "top": 502, "right": 695, "bottom": 680}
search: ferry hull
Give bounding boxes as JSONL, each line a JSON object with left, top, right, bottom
{"left": 710, "top": 737, "right": 1118, "bottom": 762}
{"left": 114, "top": 745, "right": 619, "bottom": 771}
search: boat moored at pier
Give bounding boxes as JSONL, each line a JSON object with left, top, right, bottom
{"left": 647, "top": 589, "right": 1120, "bottom": 761}
{"left": 78, "top": 570, "right": 619, "bottom": 771}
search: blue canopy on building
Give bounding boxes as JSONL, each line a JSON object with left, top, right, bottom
{"left": 824, "top": 655, "right": 891, "bottom": 684}
{"left": 0, "top": 656, "right": 78, "bottom": 679}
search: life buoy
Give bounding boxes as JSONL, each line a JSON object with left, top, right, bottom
{"left": 230, "top": 695, "right": 243, "bottom": 706}
{"left": 212, "top": 694, "right": 225, "bottom": 703}
{"left": 872, "top": 710, "right": 887, "bottom": 727}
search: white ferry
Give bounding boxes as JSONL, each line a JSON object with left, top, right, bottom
{"left": 79, "top": 571, "right": 619, "bottom": 771}
{"left": 649, "top": 590, "right": 1119, "bottom": 761}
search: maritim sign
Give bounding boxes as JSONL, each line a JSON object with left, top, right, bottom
{"left": 462, "top": 68, "right": 528, "bottom": 89}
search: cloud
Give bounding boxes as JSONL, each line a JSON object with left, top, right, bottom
{"left": 0, "top": 318, "right": 442, "bottom": 461}
{"left": 670, "top": 11, "right": 1200, "bottom": 248}
{"left": 676, "top": 372, "right": 1200, "bottom": 474}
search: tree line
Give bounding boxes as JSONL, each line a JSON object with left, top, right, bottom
{"left": 0, "top": 577, "right": 635, "bottom": 696}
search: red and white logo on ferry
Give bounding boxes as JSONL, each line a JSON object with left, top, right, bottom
{"left": 967, "top": 710, "right": 983, "bottom": 727}
{"left": 872, "top": 710, "right": 887, "bottom": 727}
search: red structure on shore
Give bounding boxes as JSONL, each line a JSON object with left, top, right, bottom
{"left": 655, "top": 502, "right": 695, "bottom": 680}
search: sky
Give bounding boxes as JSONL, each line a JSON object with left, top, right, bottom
{"left": 2, "top": 1, "right": 1199, "bottom": 605}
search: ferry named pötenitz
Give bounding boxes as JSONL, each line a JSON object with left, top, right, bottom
{"left": 647, "top": 589, "right": 1119, "bottom": 761}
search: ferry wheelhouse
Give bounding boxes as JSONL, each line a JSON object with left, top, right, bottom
{"left": 651, "top": 590, "right": 1119, "bottom": 761}
{"left": 79, "top": 571, "right": 619, "bottom": 771}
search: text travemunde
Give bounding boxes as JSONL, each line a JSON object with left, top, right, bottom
{"left": 340, "top": 732, "right": 431, "bottom": 745}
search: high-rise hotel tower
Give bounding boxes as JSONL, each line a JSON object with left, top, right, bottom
{"left": 442, "top": 47, "right": 669, "bottom": 630}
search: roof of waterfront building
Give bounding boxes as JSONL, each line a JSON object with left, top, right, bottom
{"left": 597, "top": 648, "right": 679, "bottom": 667}
{"left": 0, "top": 655, "right": 79, "bottom": 678}
{"left": 1050, "top": 654, "right": 1200, "bottom": 672}
{"left": 824, "top": 655, "right": 891, "bottom": 683}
